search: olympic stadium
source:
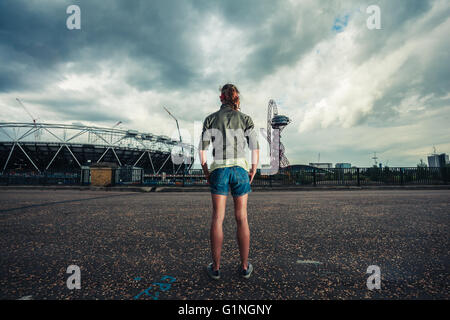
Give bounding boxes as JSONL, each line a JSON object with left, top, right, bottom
{"left": 0, "top": 122, "right": 195, "bottom": 175}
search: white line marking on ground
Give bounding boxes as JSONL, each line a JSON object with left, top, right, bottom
{"left": 296, "top": 260, "right": 322, "bottom": 265}
{"left": 17, "top": 295, "right": 33, "bottom": 300}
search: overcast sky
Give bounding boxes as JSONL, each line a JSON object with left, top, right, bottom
{"left": 1, "top": 0, "right": 449, "bottom": 167}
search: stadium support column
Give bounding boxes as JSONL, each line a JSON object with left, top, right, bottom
{"left": 110, "top": 148, "right": 122, "bottom": 166}
{"left": 46, "top": 145, "right": 64, "bottom": 171}
{"left": 134, "top": 151, "right": 146, "bottom": 167}
{"left": 2, "top": 142, "right": 16, "bottom": 173}
{"left": 65, "top": 145, "right": 82, "bottom": 168}
{"left": 147, "top": 152, "right": 155, "bottom": 174}
{"left": 156, "top": 154, "right": 171, "bottom": 175}
{"left": 17, "top": 143, "right": 41, "bottom": 173}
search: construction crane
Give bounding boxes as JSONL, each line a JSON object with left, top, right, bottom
{"left": 266, "top": 99, "right": 291, "bottom": 169}
{"left": 163, "top": 107, "right": 182, "bottom": 144}
{"left": 16, "top": 98, "right": 41, "bottom": 141}
{"left": 163, "top": 106, "right": 186, "bottom": 177}
{"left": 112, "top": 121, "right": 122, "bottom": 129}
{"left": 432, "top": 145, "right": 438, "bottom": 155}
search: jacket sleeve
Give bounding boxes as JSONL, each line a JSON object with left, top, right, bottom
{"left": 245, "top": 116, "right": 260, "bottom": 150}
{"left": 199, "top": 117, "right": 211, "bottom": 151}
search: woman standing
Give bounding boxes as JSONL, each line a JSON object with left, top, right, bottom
{"left": 199, "top": 84, "right": 260, "bottom": 280}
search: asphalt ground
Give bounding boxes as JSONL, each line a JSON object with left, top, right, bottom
{"left": 0, "top": 189, "right": 448, "bottom": 300}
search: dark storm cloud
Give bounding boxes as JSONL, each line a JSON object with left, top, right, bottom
{"left": 209, "top": 0, "right": 336, "bottom": 81}
{"left": 352, "top": 0, "right": 436, "bottom": 64}
{"left": 56, "top": 107, "right": 120, "bottom": 122}
{"left": 25, "top": 97, "right": 125, "bottom": 122}
{"left": 0, "top": 0, "right": 344, "bottom": 92}
{"left": 0, "top": 0, "right": 71, "bottom": 91}
{"left": 2, "top": 0, "right": 442, "bottom": 94}
{"left": 354, "top": 0, "right": 450, "bottom": 127}
{"left": 0, "top": 0, "right": 203, "bottom": 92}
{"left": 1, "top": 1, "right": 448, "bottom": 121}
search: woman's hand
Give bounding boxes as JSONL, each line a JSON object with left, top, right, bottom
{"left": 199, "top": 153, "right": 210, "bottom": 184}
{"left": 248, "top": 168, "right": 256, "bottom": 184}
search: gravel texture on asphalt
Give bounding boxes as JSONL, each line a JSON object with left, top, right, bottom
{"left": 0, "top": 189, "right": 448, "bottom": 300}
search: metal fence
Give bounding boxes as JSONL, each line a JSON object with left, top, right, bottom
{"left": 0, "top": 167, "right": 448, "bottom": 187}
{"left": 250, "top": 167, "right": 449, "bottom": 186}
{"left": 128, "top": 167, "right": 448, "bottom": 187}
{"left": 0, "top": 171, "right": 81, "bottom": 186}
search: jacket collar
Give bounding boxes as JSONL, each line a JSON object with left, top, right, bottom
{"left": 220, "top": 103, "right": 234, "bottom": 110}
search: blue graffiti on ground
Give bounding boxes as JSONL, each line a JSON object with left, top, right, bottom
{"left": 133, "top": 275, "right": 176, "bottom": 300}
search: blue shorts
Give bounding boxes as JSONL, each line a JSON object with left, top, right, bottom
{"left": 209, "top": 166, "right": 251, "bottom": 197}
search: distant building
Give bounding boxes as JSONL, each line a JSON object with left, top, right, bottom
{"left": 284, "top": 164, "right": 318, "bottom": 172}
{"left": 443, "top": 154, "right": 449, "bottom": 166}
{"left": 428, "top": 155, "right": 439, "bottom": 167}
{"left": 335, "top": 163, "right": 351, "bottom": 168}
{"left": 309, "top": 163, "right": 333, "bottom": 169}
{"left": 427, "top": 153, "right": 449, "bottom": 167}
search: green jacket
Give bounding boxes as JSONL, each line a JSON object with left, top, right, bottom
{"left": 200, "top": 104, "right": 259, "bottom": 163}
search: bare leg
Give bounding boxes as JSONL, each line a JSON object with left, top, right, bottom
{"left": 233, "top": 193, "right": 250, "bottom": 270}
{"left": 210, "top": 194, "right": 227, "bottom": 271}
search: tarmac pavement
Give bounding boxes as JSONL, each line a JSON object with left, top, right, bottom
{"left": 0, "top": 189, "right": 448, "bottom": 299}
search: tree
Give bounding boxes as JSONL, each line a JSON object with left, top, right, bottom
{"left": 417, "top": 159, "right": 427, "bottom": 168}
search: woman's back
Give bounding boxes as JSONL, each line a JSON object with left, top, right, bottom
{"left": 201, "top": 103, "right": 258, "bottom": 171}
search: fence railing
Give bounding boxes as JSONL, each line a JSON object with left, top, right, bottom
{"left": 0, "top": 171, "right": 81, "bottom": 186}
{"left": 0, "top": 167, "right": 448, "bottom": 187}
